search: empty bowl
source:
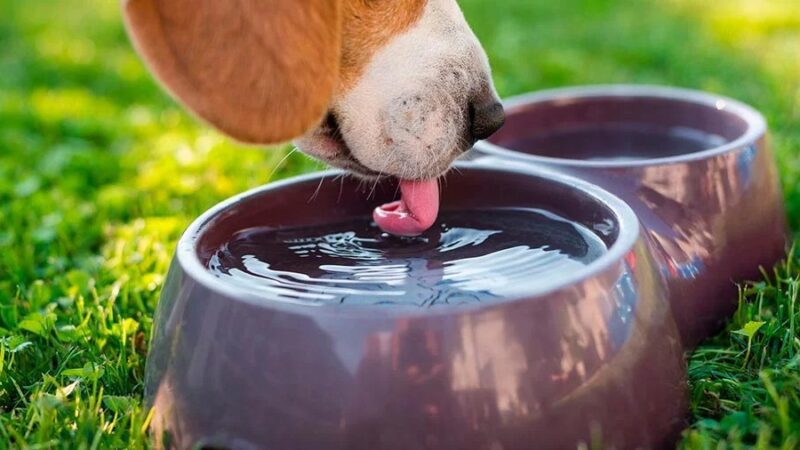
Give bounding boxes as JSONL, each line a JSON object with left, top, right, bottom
{"left": 145, "top": 161, "right": 687, "bottom": 449}
{"left": 473, "top": 85, "right": 788, "bottom": 347}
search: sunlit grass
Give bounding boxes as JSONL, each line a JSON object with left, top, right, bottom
{"left": 0, "top": 0, "right": 317, "bottom": 445}
{"left": 462, "top": 3, "right": 800, "bottom": 446}
{"left": 0, "top": 0, "right": 798, "bottom": 447}
{"left": 681, "top": 250, "right": 800, "bottom": 447}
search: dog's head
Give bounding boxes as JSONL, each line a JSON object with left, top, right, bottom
{"left": 123, "top": 0, "right": 503, "bottom": 181}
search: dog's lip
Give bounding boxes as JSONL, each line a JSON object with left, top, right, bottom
{"left": 318, "top": 112, "right": 383, "bottom": 178}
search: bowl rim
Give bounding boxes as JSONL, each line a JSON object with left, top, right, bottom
{"left": 174, "top": 160, "right": 641, "bottom": 317}
{"left": 475, "top": 84, "right": 767, "bottom": 169}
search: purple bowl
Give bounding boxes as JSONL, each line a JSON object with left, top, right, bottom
{"left": 145, "top": 162, "right": 687, "bottom": 449}
{"left": 472, "top": 85, "right": 788, "bottom": 347}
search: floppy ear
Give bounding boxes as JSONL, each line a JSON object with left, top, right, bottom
{"left": 122, "top": 0, "right": 341, "bottom": 144}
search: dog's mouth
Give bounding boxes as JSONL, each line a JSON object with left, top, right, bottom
{"left": 309, "top": 111, "right": 442, "bottom": 237}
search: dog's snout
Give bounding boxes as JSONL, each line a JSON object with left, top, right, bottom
{"left": 469, "top": 100, "right": 505, "bottom": 140}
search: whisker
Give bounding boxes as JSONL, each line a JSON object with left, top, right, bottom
{"left": 338, "top": 174, "right": 345, "bottom": 203}
{"left": 392, "top": 178, "right": 402, "bottom": 199}
{"left": 367, "top": 167, "right": 385, "bottom": 200}
{"left": 308, "top": 173, "right": 327, "bottom": 203}
{"left": 266, "top": 147, "right": 299, "bottom": 182}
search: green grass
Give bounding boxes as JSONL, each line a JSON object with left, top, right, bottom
{"left": 0, "top": 0, "right": 798, "bottom": 448}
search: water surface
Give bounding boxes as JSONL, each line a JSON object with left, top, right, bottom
{"left": 208, "top": 208, "right": 607, "bottom": 306}
{"left": 505, "top": 123, "right": 727, "bottom": 161}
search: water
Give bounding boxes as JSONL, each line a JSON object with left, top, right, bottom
{"left": 207, "top": 208, "right": 608, "bottom": 307}
{"left": 506, "top": 123, "right": 728, "bottom": 161}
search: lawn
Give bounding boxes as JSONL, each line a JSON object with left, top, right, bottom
{"left": 0, "top": 0, "right": 798, "bottom": 448}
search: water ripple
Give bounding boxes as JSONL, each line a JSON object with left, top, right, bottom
{"left": 207, "top": 209, "right": 607, "bottom": 306}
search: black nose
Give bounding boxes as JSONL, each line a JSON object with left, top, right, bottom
{"left": 469, "top": 100, "right": 505, "bottom": 140}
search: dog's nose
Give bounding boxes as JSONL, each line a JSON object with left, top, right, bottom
{"left": 469, "top": 100, "right": 505, "bottom": 140}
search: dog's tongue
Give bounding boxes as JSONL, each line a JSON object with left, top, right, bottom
{"left": 373, "top": 179, "right": 439, "bottom": 236}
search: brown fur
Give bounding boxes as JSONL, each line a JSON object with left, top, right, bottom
{"left": 339, "top": 0, "right": 427, "bottom": 91}
{"left": 123, "top": 0, "right": 427, "bottom": 145}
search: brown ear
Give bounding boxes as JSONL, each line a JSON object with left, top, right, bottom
{"left": 123, "top": 0, "right": 341, "bottom": 144}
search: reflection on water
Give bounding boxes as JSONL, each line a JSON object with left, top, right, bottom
{"left": 207, "top": 209, "right": 607, "bottom": 306}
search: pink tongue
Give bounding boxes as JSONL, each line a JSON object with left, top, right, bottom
{"left": 373, "top": 179, "right": 440, "bottom": 236}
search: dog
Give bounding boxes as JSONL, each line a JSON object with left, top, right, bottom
{"left": 123, "top": 0, "right": 504, "bottom": 235}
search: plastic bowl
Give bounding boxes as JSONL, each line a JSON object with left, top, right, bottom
{"left": 145, "top": 162, "right": 687, "bottom": 449}
{"left": 473, "top": 85, "right": 788, "bottom": 347}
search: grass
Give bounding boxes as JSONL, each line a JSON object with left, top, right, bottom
{"left": 0, "top": 0, "right": 798, "bottom": 448}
